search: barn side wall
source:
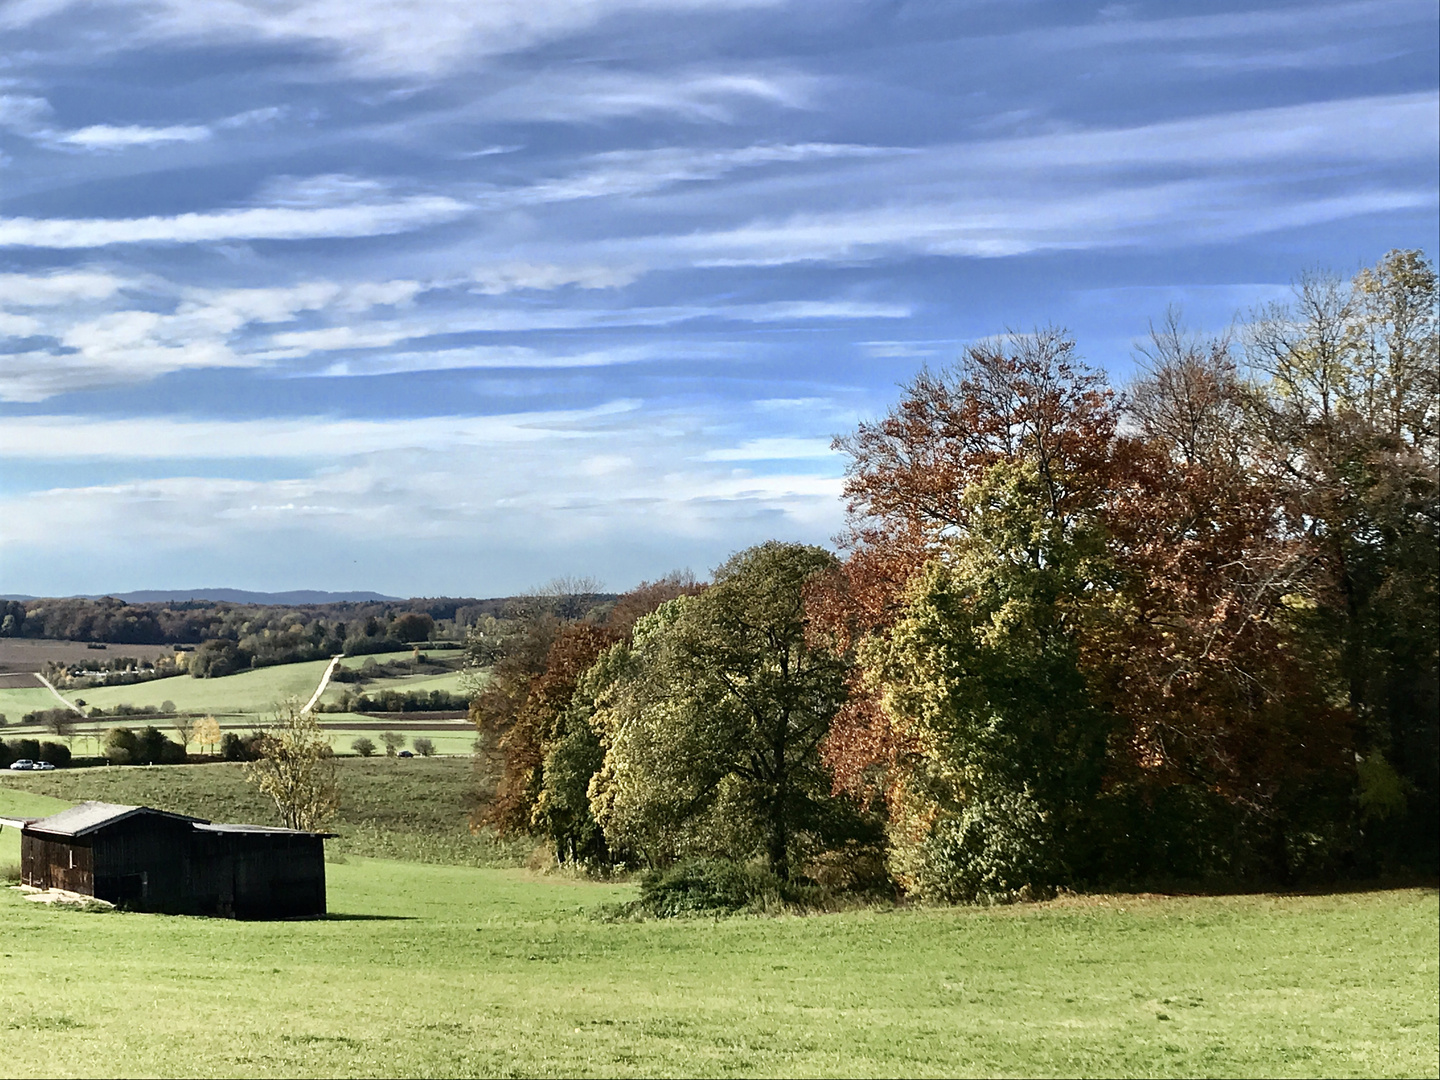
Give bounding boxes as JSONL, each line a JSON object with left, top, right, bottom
{"left": 91, "top": 817, "right": 200, "bottom": 913}
{"left": 21, "top": 817, "right": 327, "bottom": 918}
{"left": 21, "top": 834, "right": 94, "bottom": 895}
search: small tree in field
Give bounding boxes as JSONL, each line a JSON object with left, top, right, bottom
{"left": 351, "top": 736, "right": 377, "bottom": 757}
{"left": 172, "top": 714, "right": 196, "bottom": 752}
{"left": 193, "top": 715, "right": 222, "bottom": 754}
{"left": 413, "top": 737, "right": 436, "bottom": 757}
{"left": 43, "top": 709, "right": 75, "bottom": 744}
{"left": 244, "top": 699, "right": 339, "bottom": 831}
{"left": 380, "top": 731, "right": 406, "bottom": 757}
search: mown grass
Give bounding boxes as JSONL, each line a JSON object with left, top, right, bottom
{"left": 0, "top": 854, "right": 1433, "bottom": 1078}
{"left": 0, "top": 684, "right": 70, "bottom": 720}
{"left": 0, "top": 757, "right": 528, "bottom": 868}
{"left": 2, "top": 762, "right": 1434, "bottom": 1077}
{"left": 69, "top": 658, "right": 333, "bottom": 716}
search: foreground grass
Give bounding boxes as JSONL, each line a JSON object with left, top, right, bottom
{"left": 0, "top": 757, "right": 529, "bottom": 867}
{"left": 0, "top": 857, "right": 1433, "bottom": 1079}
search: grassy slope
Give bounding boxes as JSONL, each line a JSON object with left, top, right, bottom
{"left": 0, "top": 867, "right": 1434, "bottom": 1079}
{"left": 0, "top": 757, "right": 526, "bottom": 867}
{"left": 71, "top": 658, "right": 333, "bottom": 715}
{"left": 0, "top": 685, "right": 69, "bottom": 719}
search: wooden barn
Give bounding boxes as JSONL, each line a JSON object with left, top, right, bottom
{"left": 2, "top": 801, "right": 331, "bottom": 918}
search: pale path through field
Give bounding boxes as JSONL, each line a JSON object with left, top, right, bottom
{"left": 301, "top": 655, "right": 344, "bottom": 715}
{"left": 32, "top": 673, "right": 81, "bottom": 715}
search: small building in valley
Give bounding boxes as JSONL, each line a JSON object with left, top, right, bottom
{"left": 1, "top": 801, "right": 330, "bottom": 918}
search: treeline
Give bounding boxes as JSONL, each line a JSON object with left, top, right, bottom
{"left": 473, "top": 250, "right": 1437, "bottom": 906}
{"left": 0, "top": 595, "right": 526, "bottom": 647}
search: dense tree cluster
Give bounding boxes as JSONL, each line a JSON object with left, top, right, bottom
{"left": 471, "top": 250, "right": 1435, "bottom": 903}
{"left": 816, "top": 250, "right": 1436, "bottom": 897}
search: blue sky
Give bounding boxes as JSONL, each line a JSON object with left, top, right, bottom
{"left": 1, "top": 0, "right": 1436, "bottom": 598}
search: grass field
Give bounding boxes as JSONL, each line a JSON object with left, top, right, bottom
{"left": 0, "top": 683, "right": 69, "bottom": 721}
{"left": 0, "top": 845, "right": 1433, "bottom": 1077}
{"left": 68, "top": 658, "right": 334, "bottom": 717}
{"left": 2, "top": 764, "right": 1435, "bottom": 1078}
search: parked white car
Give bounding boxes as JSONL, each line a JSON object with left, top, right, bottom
{"left": 8, "top": 759, "right": 36, "bottom": 770}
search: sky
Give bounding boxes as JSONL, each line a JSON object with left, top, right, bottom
{"left": 0, "top": 0, "right": 1436, "bottom": 599}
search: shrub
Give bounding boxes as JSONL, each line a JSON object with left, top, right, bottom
{"left": 38, "top": 741, "right": 71, "bottom": 766}
{"left": 0, "top": 713, "right": 7, "bottom": 727}
{"left": 380, "top": 731, "right": 406, "bottom": 756}
{"left": 413, "top": 737, "right": 436, "bottom": 757}
{"left": 634, "top": 858, "right": 789, "bottom": 917}
{"left": 221, "top": 731, "right": 265, "bottom": 762}
{"left": 351, "top": 737, "right": 377, "bottom": 757}
{"left": 103, "top": 727, "right": 140, "bottom": 765}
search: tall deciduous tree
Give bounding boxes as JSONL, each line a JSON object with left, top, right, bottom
{"left": 590, "top": 543, "right": 869, "bottom": 880}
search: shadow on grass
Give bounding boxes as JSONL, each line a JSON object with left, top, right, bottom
{"left": 324, "top": 913, "right": 416, "bottom": 921}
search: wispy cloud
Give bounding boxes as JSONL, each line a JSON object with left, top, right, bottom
{"left": 470, "top": 69, "right": 815, "bottom": 124}
{"left": 55, "top": 123, "right": 211, "bottom": 149}
{"left": 1, "top": 0, "right": 786, "bottom": 77}
{"left": 0, "top": 195, "right": 468, "bottom": 248}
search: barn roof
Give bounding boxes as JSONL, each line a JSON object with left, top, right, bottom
{"left": 194, "top": 822, "right": 333, "bottom": 837}
{"left": 24, "top": 801, "right": 206, "bottom": 837}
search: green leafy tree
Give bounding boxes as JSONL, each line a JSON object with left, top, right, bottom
{"left": 351, "top": 736, "right": 377, "bottom": 758}
{"left": 870, "top": 462, "right": 1116, "bottom": 902}
{"left": 590, "top": 543, "right": 869, "bottom": 880}
{"left": 380, "top": 731, "right": 406, "bottom": 756}
{"left": 412, "top": 737, "right": 436, "bottom": 757}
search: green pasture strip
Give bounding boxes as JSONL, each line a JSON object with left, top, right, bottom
{"left": 0, "top": 756, "right": 527, "bottom": 868}
{"left": 320, "top": 667, "right": 469, "bottom": 706}
{"left": 1, "top": 869, "right": 1434, "bottom": 1080}
{"left": 324, "top": 728, "right": 475, "bottom": 756}
{"left": 72, "top": 658, "right": 332, "bottom": 715}
{"left": 0, "top": 685, "right": 68, "bottom": 719}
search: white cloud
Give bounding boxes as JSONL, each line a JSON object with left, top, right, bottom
{"left": 56, "top": 123, "right": 211, "bottom": 149}
{"left": 0, "top": 93, "right": 52, "bottom": 132}
{"left": 469, "top": 263, "right": 640, "bottom": 293}
{"left": 319, "top": 344, "right": 661, "bottom": 376}
{"left": 0, "top": 0, "right": 785, "bottom": 77}
{"left": 472, "top": 69, "right": 814, "bottom": 124}
{"left": 0, "top": 403, "right": 641, "bottom": 460}
{"left": 0, "top": 195, "right": 469, "bottom": 248}
{"left": 485, "top": 142, "right": 893, "bottom": 207}
{"left": 701, "top": 437, "right": 837, "bottom": 461}
{"left": 0, "top": 270, "right": 127, "bottom": 304}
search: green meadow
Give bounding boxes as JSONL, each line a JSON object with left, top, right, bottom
{"left": 2, "top": 770, "right": 1437, "bottom": 1079}
{"left": 64, "top": 658, "right": 334, "bottom": 717}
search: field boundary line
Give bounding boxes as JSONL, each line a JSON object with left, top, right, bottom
{"left": 302, "top": 654, "right": 343, "bottom": 714}
{"left": 33, "top": 672, "right": 83, "bottom": 714}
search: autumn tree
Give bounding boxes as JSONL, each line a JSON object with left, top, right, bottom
{"left": 245, "top": 699, "right": 340, "bottom": 832}
{"left": 469, "top": 573, "right": 702, "bottom": 861}
{"left": 192, "top": 715, "right": 222, "bottom": 754}
{"left": 1244, "top": 250, "right": 1438, "bottom": 867}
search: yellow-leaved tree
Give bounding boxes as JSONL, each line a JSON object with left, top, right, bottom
{"left": 244, "top": 699, "right": 339, "bottom": 832}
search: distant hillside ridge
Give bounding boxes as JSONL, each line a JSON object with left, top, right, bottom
{"left": 96, "top": 588, "right": 403, "bottom": 605}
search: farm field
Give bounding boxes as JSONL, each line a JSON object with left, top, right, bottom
{"left": 1, "top": 757, "right": 522, "bottom": 866}
{"left": 0, "top": 683, "right": 68, "bottom": 721}
{"left": 69, "top": 657, "right": 334, "bottom": 717}
{"left": 0, "top": 818, "right": 1433, "bottom": 1080}
{"left": 0, "top": 638, "right": 180, "bottom": 672}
